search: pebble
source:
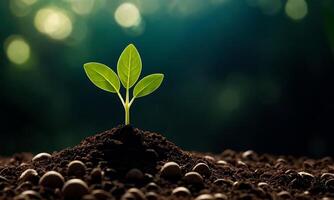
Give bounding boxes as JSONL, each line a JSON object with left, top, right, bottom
{"left": 62, "top": 179, "right": 89, "bottom": 199}
{"left": 125, "top": 168, "right": 144, "bottom": 183}
{"left": 146, "top": 192, "right": 158, "bottom": 200}
{"left": 121, "top": 192, "right": 136, "bottom": 200}
{"left": 195, "top": 194, "right": 214, "bottom": 200}
{"left": 18, "top": 169, "right": 38, "bottom": 183}
{"left": 183, "top": 172, "right": 203, "bottom": 185}
{"left": 276, "top": 158, "right": 287, "bottom": 163}
{"left": 92, "top": 189, "right": 112, "bottom": 200}
{"left": 213, "top": 178, "right": 233, "bottom": 187}
{"left": 160, "top": 162, "right": 181, "bottom": 178}
{"left": 298, "top": 171, "right": 314, "bottom": 179}
{"left": 127, "top": 188, "right": 146, "bottom": 200}
{"left": 16, "top": 181, "right": 33, "bottom": 190}
{"left": 257, "top": 182, "right": 270, "bottom": 188}
{"left": 204, "top": 155, "right": 215, "bottom": 162}
{"left": 277, "top": 191, "right": 291, "bottom": 199}
{"left": 146, "top": 182, "right": 160, "bottom": 192}
{"left": 172, "top": 187, "right": 191, "bottom": 196}
{"left": 321, "top": 173, "right": 334, "bottom": 180}
{"left": 68, "top": 160, "right": 86, "bottom": 177}
{"left": 214, "top": 193, "right": 228, "bottom": 200}
{"left": 242, "top": 150, "right": 257, "bottom": 160}
{"left": 32, "top": 153, "right": 51, "bottom": 161}
{"left": 39, "top": 171, "right": 64, "bottom": 189}
{"left": 236, "top": 160, "right": 247, "bottom": 167}
{"left": 91, "top": 168, "right": 103, "bottom": 183}
{"left": 217, "top": 160, "right": 227, "bottom": 165}
{"left": 145, "top": 149, "right": 159, "bottom": 160}
{"left": 21, "top": 190, "right": 42, "bottom": 199}
{"left": 192, "top": 163, "right": 211, "bottom": 177}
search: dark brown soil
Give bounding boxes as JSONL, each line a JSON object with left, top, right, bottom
{"left": 0, "top": 125, "right": 334, "bottom": 200}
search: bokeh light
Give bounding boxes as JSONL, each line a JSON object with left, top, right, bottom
{"left": 219, "top": 87, "right": 241, "bottom": 112}
{"left": 70, "top": 0, "right": 95, "bottom": 15}
{"left": 34, "top": 7, "right": 73, "bottom": 40}
{"left": 285, "top": 0, "right": 308, "bottom": 20}
{"left": 9, "top": 0, "right": 32, "bottom": 17}
{"left": 257, "top": 0, "right": 282, "bottom": 16}
{"left": 4, "top": 35, "right": 31, "bottom": 65}
{"left": 114, "top": 3, "right": 141, "bottom": 28}
{"left": 21, "top": 0, "right": 37, "bottom": 5}
{"left": 137, "top": 0, "right": 160, "bottom": 15}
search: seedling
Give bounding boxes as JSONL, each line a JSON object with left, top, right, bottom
{"left": 83, "top": 44, "right": 164, "bottom": 125}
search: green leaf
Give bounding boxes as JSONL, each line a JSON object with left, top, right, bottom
{"left": 133, "top": 73, "right": 164, "bottom": 98}
{"left": 84, "top": 62, "right": 120, "bottom": 93}
{"left": 117, "top": 44, "right": 142, "bottom": 89}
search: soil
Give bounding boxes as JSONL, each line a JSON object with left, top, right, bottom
{"left": 0, "top": 125, "right": 333, "bottom": 200}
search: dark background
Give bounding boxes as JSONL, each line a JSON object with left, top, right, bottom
{"left": 0, "top": 0, "right": 333, "bottom": 157}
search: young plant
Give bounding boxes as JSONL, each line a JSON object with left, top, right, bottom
{"left": 83, "top": 44, "right": 164, "bottom": 125}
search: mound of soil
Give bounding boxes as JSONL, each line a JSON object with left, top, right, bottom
{"left": 0, "top": 125, "right": 334, "bottom": 200}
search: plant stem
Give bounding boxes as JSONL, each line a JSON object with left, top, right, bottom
{"left": 125, "top": 87, "right": 130, "bottom": 125}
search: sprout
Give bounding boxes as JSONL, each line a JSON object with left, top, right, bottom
{"left": 84, "top": 44, "right": 164, "bottom": 125}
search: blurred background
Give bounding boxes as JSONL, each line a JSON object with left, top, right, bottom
{"left": 0, "top": 0, "right": 333, "bottom": 158}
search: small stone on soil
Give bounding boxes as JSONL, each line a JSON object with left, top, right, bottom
{"left": 32, "top": 153, "right": 51, "bottom": 161}
{"left": 39, "top": 171, "right": 64, "bottom": 189}
{"left": 68, "top": 160, "right": 86, "bottom": 177}
{"left": 62, "top": 179, "right": 89, "bottom": 199}
{"left": 172, "top": 187, "right": 191, "bottom": 196}
{"left": 192, "top": 162, "right": 211, "bottom": 177}
{"left": 160, "top": 162, "right": 181, "bottom": 179}
{"left": 18, "top": 169, "right": 38, "bottom": 183}
{"left": 183, "top": 172, "right": 203, "bottom": 185}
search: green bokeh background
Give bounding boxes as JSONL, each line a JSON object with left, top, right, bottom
{"left": 1, "top": 0, "right": 334, "bottom": 157}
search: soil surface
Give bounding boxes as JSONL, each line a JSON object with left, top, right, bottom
{"left": 0, "top": 125, "right": 333, "bottom": 200}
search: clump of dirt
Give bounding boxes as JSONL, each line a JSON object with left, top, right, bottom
{"left": 0, "top": 125, "right": 333, "bottom": 200}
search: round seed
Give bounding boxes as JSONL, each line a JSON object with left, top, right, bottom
{"left": 91, "top": 168, "right": 103, "bottom": 183}
{"left": 68, "top": 160, "right": 86, "bottom": 177}
{"left": 39, "top": 171, "right": 64, "bottom": 189}
{"left": 195, "top": 194, "right": 214, "bottom": 200}
{"left": 298, "top": 171, "right": 314, "bottom": 179}
{"left": 125, "top": 168, "right": 144, "bottom": 183}
{"left": 214, "top": 193, "right": 228, "bottom": 200}
{"left": 277, "top": 191, "right": 291, "bottom": 199}
{"left": 32, "top": 153, "right": 51, "bottom": 162}
{"left": 19, "top": 169, "right": 38, "bottom": 183}
{"left": 121, "top": 192, "right": 136, "bottom": 200}
{"left": 172, "top": 187, "right": 191, "bottom": 196}
{"left": 21, "top": 190, "right": 42, "bottom": 199}
{"left": 204, "top": 155, "right": 215, "bottom": 162}
{"left": 160, "top": 162, "right": 181, "bottom": 179}
{"left": 192, "top": 163, "right": 211, "bottom": 177}
{"left": 183, "top": 172, "right": 203, "bottom": 185}
{"left": 92, "top": 189, "right": 112, "bottom": 200}
{"left": 237, "top": 160, "right": 247, "bottom": 167}
{"left": 242, "top": 150, "right": 256, "bottom": 160}
{"left": 257, "top": 182, "right": 270, "bottom": 189}
{"left": 146, "top": 182, "right": 160, "bottom": 192}
{"left": 217, "top": 160, "right": 227, "bottom": 165}
{"left": 127, "top": 188, "right": 146, "bottom": 200}
{"left": 321, "top": 173, "right": 334, "bottom": 180}
{"left": 146, "top": 192, "right": 158, "bottom": 200}
{"left": 62, "top": 179, "right": 89, "bottom": 199}
{"left": 213, "top": 179, "right": 233, "bottom": 187}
